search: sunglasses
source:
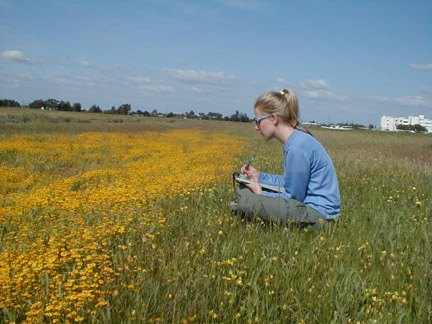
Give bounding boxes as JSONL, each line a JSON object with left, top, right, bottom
{"left": 253, "top": 114, "right": 271, "bottom": 126}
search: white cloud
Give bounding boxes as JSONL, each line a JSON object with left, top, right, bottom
{"left": 47, "top": 73, "right": 107, "bottom": 88}
{"left": 2, "top": 50, "right": 31, "bottom": 63}
{"left": 301, "top": 79, "right": 329, "bottom": 90}
{"left": 137, "top": 84, "right": 175, "bottom": 94}
{"left": 302, "top": 89, "right": 330, "bottom": 98}
{"left": 219, "top": 0, "right": 265, "bottom": 11}
{"left": 77, "top": 60, "right": 124, "bottom": 74}
{"left": 420, "top": 85, "right": 432, "bottom": 93}
{"left": 191, "top": 86, "right": 209, "bottom": 93}
{"left": 163, "top": 68, "right": 237, "bottom": 85}
{"left": 77, "top": 75, "right": 106, "bottom": 85}
{"left": 126, "top": 75, "right": 151, "bottom": 84}
{"left": 125, "top": 74, "right": 173, "bottom": 94}
{"left": 370, "top": 95, "right": 429, "bottom": 107}
{"left": 79, "top": 60, "right": 91, "bottom": 67}
{"left": 394, "top": 96, "right": 429, "bottom": 107}
{"left": 190, "top": 84, "right": 225, "bottom": 93}
{"left": 1, "top": 70, "right": 35, "bottom": 87}
{"left": 409, "top": 63, "right": 432, "bottom": 70}
{"left": 276, "top": 77, "right": 289, "bottom": 84}
{"left": 300, "top": 79, "right": 348, "bottom": 102}
{"left": 302, "top": 89, "right": 348, "bottom": 102}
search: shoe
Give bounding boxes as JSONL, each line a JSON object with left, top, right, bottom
{"left": 229, "top": 201, "right": 238, "bottom": 211}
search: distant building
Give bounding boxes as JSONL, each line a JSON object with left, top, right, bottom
{"left": 381, "top": 115, "right": 432, "bottom": 133}
{"left": 321, "top": 125, "right": 353, "bottom": 130}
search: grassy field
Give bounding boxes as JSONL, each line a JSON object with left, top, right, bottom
{"left": 1, "top": 108, "right": 431, "bottom": 323}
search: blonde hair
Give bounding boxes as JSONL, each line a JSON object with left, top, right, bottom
{"left": 254, "top": 89, "right": 311, "bottom": 134}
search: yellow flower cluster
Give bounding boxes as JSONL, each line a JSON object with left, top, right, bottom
{"left": 0, "top": 130, "right": 243, "bottom": 322}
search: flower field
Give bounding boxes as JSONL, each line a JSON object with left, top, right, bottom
{"left": 0, "top": 127, "right": 244, "bottom": 322}
{"left": 0, "top": 110, "right": 431, "bottom": 323}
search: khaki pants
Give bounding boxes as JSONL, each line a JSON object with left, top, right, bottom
{"left": 236, "top": 186, "right": 329, "bottom": 229}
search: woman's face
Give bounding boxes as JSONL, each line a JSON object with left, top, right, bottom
{"left": 254, "top": 107, "right": 274, "bottom": 140}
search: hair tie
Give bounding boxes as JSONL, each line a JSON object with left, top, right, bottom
{"left": 280, "top": 89, "right": 288, "bottom": 95}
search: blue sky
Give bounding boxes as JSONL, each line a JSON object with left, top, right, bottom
{"left": 1, "top": 0, "right": 431, "bottom": 125}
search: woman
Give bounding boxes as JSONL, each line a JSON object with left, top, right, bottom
{"left": 233, "top": 89, "right": 341, "bottom": 228}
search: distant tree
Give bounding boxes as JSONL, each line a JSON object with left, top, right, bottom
{"left": 208, "top": 112, "right": 223, "bottom": 120}
{"left": 57, "top": 101, "right": 66, "bottom": 111}
{"left": 45, "top": 99, "right": 59, "bottom": 110}
{"left": 29, "top": 99, "right": 45, "bottom": 109}
{"left": 143, "top": 110, "right": 150, "bottom": 116}
{"left": 166, "top": 112, "right": 174, "bottom": 118}
{"left": 239, "top": 113, "right": 250, "bottom": 122}
{"left": 413, "top": 124, "right": 427, "bottom": 132}
{"left": 118, "top": 103, "right": 131, "bottom": 115}
{"left": 88, "top": 104, "right": 102, "bottom": 113}
{"left": 0, "top": 99, "right": 21, "bottom": 107}
{"left": 104, "top": 106, "right": 118, "bottom": 114}
{"left": 72, "top": 103, "right": 82, "bottom": 112}
{"left": 151, "top": 109, "right": 158, "bottom": 116}
{"left": 58, "top": 100, "right": 72, "bottom": 111}
{"left": 396, "top": 124, "right": 426, "bottom": 133}
{"left": 186, "top": 110, "right": 196, "bottom": 118}
{"left": 230, "top": 110, "right": 250, "bottom": 122}
{"left": 230, "top": 111, "right": 240, "bottom": 122}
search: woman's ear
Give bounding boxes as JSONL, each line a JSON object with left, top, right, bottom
{"left": 271, "top": 113, "right": 279, "bottom": 125}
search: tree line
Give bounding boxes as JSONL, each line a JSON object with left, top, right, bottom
{"left": 396, "top": 123, "right": 427, "bottom": 133}
{"left": 0, "top": 98, "right": 251, "bottom": 122}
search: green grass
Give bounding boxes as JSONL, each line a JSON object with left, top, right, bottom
{"left": 116, "top": 130, "right": 431, "bottom": 323}
{"left": 1, "top": 108, "right": 431, "bottom": 323}
{"left": 0, "top": 108, "right": 234, "bottom": 139}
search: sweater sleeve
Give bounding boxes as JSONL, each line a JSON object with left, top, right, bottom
{"left": 259, "top": 146, "right": 310, "bottom": 201}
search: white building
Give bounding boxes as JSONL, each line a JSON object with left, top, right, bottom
{"left": 381, "top": 115, "right": 432, "bottom": 133}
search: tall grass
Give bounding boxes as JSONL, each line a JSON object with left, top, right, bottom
{"left": 0, "top": 109, "right": 431, "bottom": 323}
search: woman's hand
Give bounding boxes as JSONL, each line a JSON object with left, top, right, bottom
{"left": 245, "top": 181, "right": 262, "bottom": 195}
{"left": 241, "top": 165, "right": 262, "bottom": 194}
{"left": 241, "top": 165, "right": 260, "bottom": 179}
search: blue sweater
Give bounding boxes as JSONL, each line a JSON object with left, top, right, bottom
{"left": 259, "top": 130, "right": 341, "bottom": 219}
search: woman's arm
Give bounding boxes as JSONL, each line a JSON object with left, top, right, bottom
{"left": 261, "top": 147, "right": 310, "bottom": 200}
{"left": 259, "top": 172, "right": 284, "bottom": 187}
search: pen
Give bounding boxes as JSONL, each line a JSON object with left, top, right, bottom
{"left": 245, "top": 155, "right": 255, "bottom": 170}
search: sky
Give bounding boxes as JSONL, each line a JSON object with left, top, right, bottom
{"left": 1, "top": 0, "right": 431, "bottom": 126}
